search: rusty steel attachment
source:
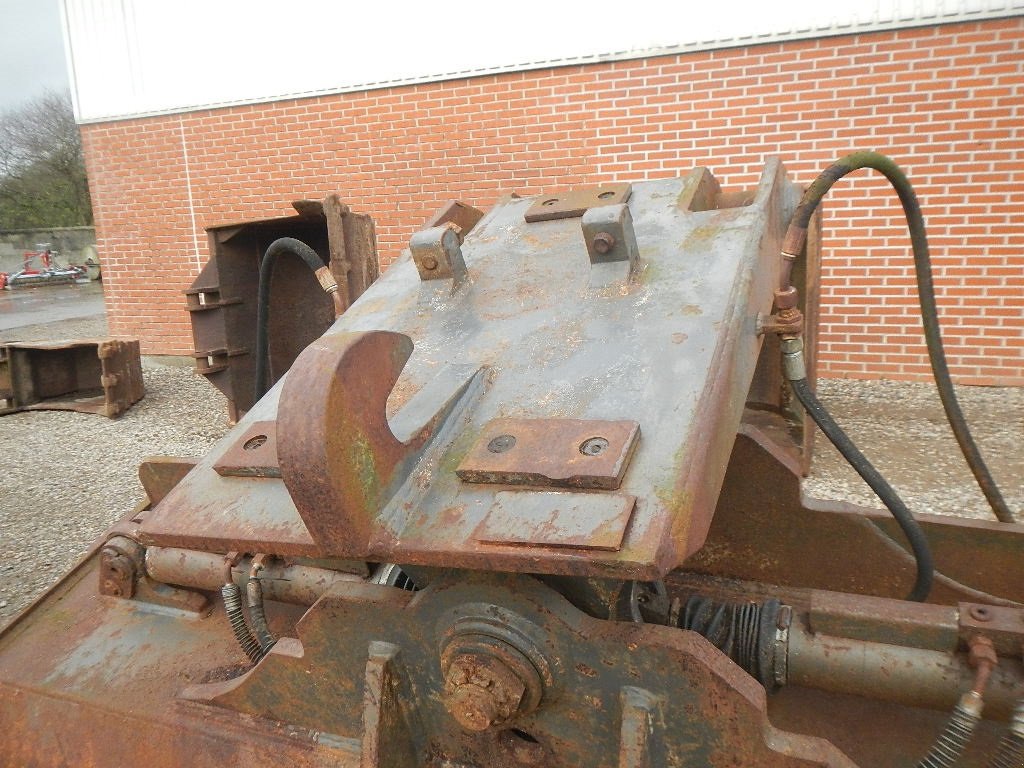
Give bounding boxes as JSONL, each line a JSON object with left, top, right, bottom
{"left": 0, "top": 338, "right": 144, "bottom": 417}
{"left": 187, "top": 195, "right": 379, "bottom": 422}
{"left": 409, "top": 223, "right": 468, "bottom": 282}
{"left": 524, "top": 182, "right": 633, "bottom": 222}
{"left": 1, "top": 160, "right": 1022, "bottom": 768}
{"left": 580, "top": 203, "right": 640, "bottom": 272}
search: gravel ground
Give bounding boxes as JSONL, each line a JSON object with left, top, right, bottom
{"left": 0, "top": 315, "right": 231, "bottom": 626}
{"left": 0, "top": 314, "right": 1020, "bottom": 628}
{"left": 805, "top": 379, "right": 1023, "bottom": 519}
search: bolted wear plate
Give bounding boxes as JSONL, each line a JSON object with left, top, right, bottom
{"left": 524, "top": 183, "right": 633, "bottom": 222}
{"left": 213, "top": 421, "right": 281, "bottom": 478}
{"left": 456, "top": 417, "right": 640, "bottom": 490}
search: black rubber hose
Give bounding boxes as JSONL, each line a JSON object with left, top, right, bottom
{"left": 253, "top": 237, "right": 329, "bottom": 402}
{"left": 782, "top": 151, "right": 1014, "bottom": 523}
{"left": 221, "top": 582, "right": 263, "bottom": 664}
{"left": 790, "top": 377, "right": 933, "bottom": 601}
{"left": 246, "top": 577, "right": 277, "bottom": 655}
{"left": 917, "top": 694, "right": 983, "bottom": 768}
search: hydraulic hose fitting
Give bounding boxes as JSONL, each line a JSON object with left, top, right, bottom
{"left": 778, "top": 247, "right": 801, "bottom": 293}
{"left": 781, "top": 227, "right": 808, "bottom": 272}
{"left": 968, "top": 635, "right": 998, "bottom": 696}
{"left": 223, "top": 550, "right": 243, "bottom": 585}
{"left": 313, "top": 265, "right": 338, "bottom": 294}
{"left": 960, "top": 690, "right": 985, "bottom": 719}
{"left": 780, "top": 337, "right": 806, "bottom": 382}
{"left": 762, "top": 280, "right": 803, "bottom": 337}
{"left": 314, "top": 265, "right": 345, "bottom": 318}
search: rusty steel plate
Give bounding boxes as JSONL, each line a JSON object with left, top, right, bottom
{"left": 421, "top": 199, "right": 484, "bottom": 242}
{"left": 213, "top": 420, "right": 280, "bottom": 478}
{"left": 138, "top": 456, "right": 200, "bottom": 506}
{"left": 475, "top": 490, "right": 636, "bottom": 550}
{"left": 140, "top": 162, "right": 802, "bottom": 578}
{"left": 457, "top": 418, "right": 640, "bottom": 490}
{"left": 524, "top": 183, "right": 632, "bottom": 222}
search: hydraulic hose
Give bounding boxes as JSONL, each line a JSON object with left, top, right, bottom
{"left": 782, "top": 339, "right": 933, "bottom": 602}
{"left": 254, "top": 237, "right": 342, "bottom": 401}
{"left": 779, "top": 151, "right": 1014, "bottom": 523}
{"left": 221, "top": 582, "right": 262, "bottom": 664}
{"left": 246, "top": 561, "right": 277, "bottom": 656}
{"left": 988, "top": 699, "right": 1024, "bottom": 768}
{"left": 917, "top": 692, "right": 983, "bottom": 768}
{"left": 916, "top": 638, "right": 995, "bottom": 768}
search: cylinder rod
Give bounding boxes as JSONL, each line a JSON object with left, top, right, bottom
{"left": 145, "top": 547, "right": 363, "bottom": 606}
{"left": 787, "top": 626, "right": 1024, "bottom": 721}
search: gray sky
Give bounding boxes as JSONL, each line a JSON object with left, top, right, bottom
{"left": 0, "top": 0, "right": 70, "bottom": 113}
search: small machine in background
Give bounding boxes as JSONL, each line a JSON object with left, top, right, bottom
{"left": 0, "top": 243, "right": 91, "bottom": 290}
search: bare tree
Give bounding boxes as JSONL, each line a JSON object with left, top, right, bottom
{"left": 0, "top": 91, "right": 92, "bottom": 229}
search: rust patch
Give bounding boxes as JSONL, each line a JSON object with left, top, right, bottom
{"left": 474, "top": 491, "right": 636, "bottom": 551}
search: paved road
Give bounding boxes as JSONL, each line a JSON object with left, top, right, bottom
{"left": 0, "top": 282, "right": 105, "bottom": 332}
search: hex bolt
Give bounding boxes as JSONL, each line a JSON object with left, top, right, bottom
{"left": 487, "top": 434, "right": 517, "bottom": 453}
{"left": 579, "top": 437, "right": 609, "bottom": 456}
{"left": 99, "top": 546, "right": 138, "bottom": 599}
{"left": 447, "top": 681, "right": 502, "bottom": 731}
{"left": 443, "top": 652, "right": 527, "bottom": 732}
{"left": 421, "top": 256, "right": 439, "bottom": 271}
{"left": 592, "top": 232, "right": 616, "bottom": 255}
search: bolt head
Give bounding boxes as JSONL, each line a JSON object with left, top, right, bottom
{"left": 421, "top": 256, "right": 439, "bottom": 270}
{"left": 446, "top": 682, "right": 500, "bottom": 731}
{"left": 443, "top": 652, "right": 527, "bottom": 732}
{"left": 592, "top": 232, "right": 616, "bottom": 254}
{"left": 487, "top": 434, "right": 516, "bottom": 454}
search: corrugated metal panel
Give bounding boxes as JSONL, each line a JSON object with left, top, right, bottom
{"left": 62, "top": 0, "right": 1024, "bottom": 123}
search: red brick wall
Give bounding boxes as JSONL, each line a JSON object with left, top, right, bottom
{"left": 80, "top": 18, "right": 1024, "bottom": 385}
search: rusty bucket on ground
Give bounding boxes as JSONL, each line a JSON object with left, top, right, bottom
{"left": 0, "top": 339, "right": 144, "bottom": 418}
